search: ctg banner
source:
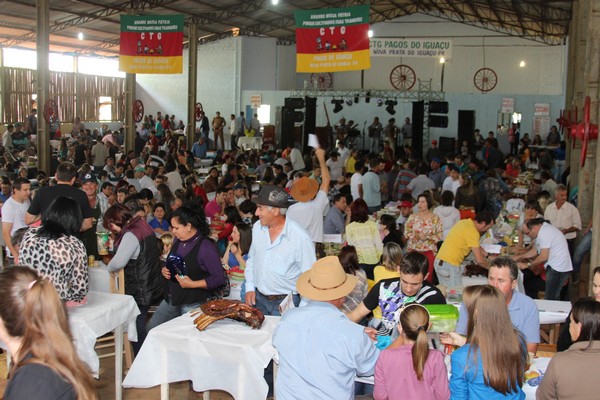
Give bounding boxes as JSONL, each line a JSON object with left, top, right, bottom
{"left": 119, "top": 15, "right": 184, "bottom": 74}
{"left": 295, "top": 5, "right": 370, "bottom": 73}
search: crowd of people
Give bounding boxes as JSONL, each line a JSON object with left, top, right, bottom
{"left": 0, "top": 108, "right": 596, "bottom": 399}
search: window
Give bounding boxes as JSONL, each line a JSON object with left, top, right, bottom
{"left": 98, "top": 96, "right": 112, "bottom": 121}
{"left": 257, "top": 104, "right": 270, "bottom": 124}
{"left": 78, "top": 56, "right": 125, "bottom": 78}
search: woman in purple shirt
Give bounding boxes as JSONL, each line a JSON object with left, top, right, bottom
{"left": 148, "top": 203, "right": 226, "bottom": 331}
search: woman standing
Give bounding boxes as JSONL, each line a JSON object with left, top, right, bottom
{"left": 103, "top": 204, "right": 163, "bottom": 354}
{"left": 148, "top": 205, "right": 226, "bottom": 330}
{"left": 537, "top": 298, "right": 600, "bottom": 399}
{"left": 222, "top": 223, "right": 252, "bottom": 301}
{"left": 404, "top": 193, "right": 443, "bottom": 282}
{"left": 448, "top": 285, "right": 526, "bottom": 399}
{"left": 346, "top": 198, "right": 383, "bottom": 280}
{"left": 0, "top": 267, "right": 97, "bottom": 399}
{"left": 19, "top": 197, "right": 88, "bottom": 303}
{"left": 454, "top": 173, "right": 479, "bottom": 219}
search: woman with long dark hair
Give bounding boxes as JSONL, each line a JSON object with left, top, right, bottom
{"left": 338, "top": 245, "right": 368, "bottom": 314}
{"left": 19, "top": 196, "right": 88, "bottom": 303}
{"left": 148, "top": 204, "right": 226, "bottom": 330}
{"left": 103, "top": 203, "right": 162, "bottom": 354}
{"left": 222, "top": 223, "right": 252, "bottom": 301}
{"left": 537, "top": 298, "right": 600, "bottom": 399}
{"left": 0, "top": 266, "right": 97, "bottom": 399}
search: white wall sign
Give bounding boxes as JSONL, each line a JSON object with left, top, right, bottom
{"left": 369, "top": 38, "right": 452, "bottom": 59}
{"left": 250, "top": 94, "right": 262, "bottom": 109}
{"left": 501, "top": 98, "right": 515, "bottom": 113}
{"left": 534, "top": 103, "right": 550, "bottom": 116}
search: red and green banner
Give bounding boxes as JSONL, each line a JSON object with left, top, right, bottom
{"left": 295, "top": 5, "right": 371, "bottom": 73}
{"left": 119, "top": 15, "right": 184, "bottom": 74}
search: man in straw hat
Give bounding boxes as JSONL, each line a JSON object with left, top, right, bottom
{"left": 273, "top": 256, "right": 379, "bottom": 399}
{"left": 287, "top": 147, "right": 330, "bottom": 256}
{"left": 245, "top": 184, "right": 315, "bottom": 315}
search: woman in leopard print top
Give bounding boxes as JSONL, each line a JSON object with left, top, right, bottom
{"left": 18, "top": 196, "right": 89, "bottom": 302}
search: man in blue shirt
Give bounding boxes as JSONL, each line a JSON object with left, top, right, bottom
{"left": 273, "top": 256, "right": 379, "bottom": 400}
{"left": 245, "top": 184, "right": 315, "bottom": 316}
{"left": 454, "top": 256, "right": 540, "bottom": 354}
{"left": 191, "top": 136, "right": 207, "bottom": 160}
{"left": 323, "top": 193, "right": 348, "bottom": 235}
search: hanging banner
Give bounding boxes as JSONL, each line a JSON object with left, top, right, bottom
{"left": 295, "top": 5, "right": 370, "bottom": 73}
{"left": 119, "top": 14, "right": 184, "bottom": 74}
{"left": 369, "top": 38, "right": 453, "bottom": 59}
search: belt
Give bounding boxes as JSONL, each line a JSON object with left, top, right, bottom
{"left": 257, "top": 290, "right": 287, "bottom": 301}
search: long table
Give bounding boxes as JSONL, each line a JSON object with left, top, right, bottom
{"left": 123, "top": 313, "right": 279, "bottom": 400}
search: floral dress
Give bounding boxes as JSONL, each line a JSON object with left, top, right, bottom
{"left": 404, "top": 213, "right": 443, "bottom": 253}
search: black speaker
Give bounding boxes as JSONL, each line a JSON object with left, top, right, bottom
{"left": 285, "top": 97, "right": 305, "bottom": 109}
{"left": 428, "top": 101, "right": 449, "bottom": 114}
{"left": 281, "top": 107, "right": 295, "bottom": 148}
{"left": 303, "top": 97, "right": 317, "bottom": 151}
{"left": 428, "top": 115, "right": 448, "bottom": 128}
{"left": 412, "top": 101, "right": 424, "bottom": 159}
{"left": 458, "top": 110, "right": 476, "bottom": 154}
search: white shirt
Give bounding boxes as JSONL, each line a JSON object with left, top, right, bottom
{"left": 536, "top": 222, "right": 573, "bottom": 272}
{"left": 287, "top": 190, "right": 329, "bottom": 243}
{"left": 350, "top": 172, "right": 363, "bottom": 200}
{"left": 337, "top": 146, "right": 350, "bottom": 164}
{"left": 2, "top": 196, "right": 30, "bottom": 257}
{"left": 289, "top": 148, "right": 305, "bottom": 171}
{"left": 165, "top": 170, "right": 183, "bottom": 193}
{"left": 326, "top": 158, "right": 344, "bottom": 181}
{"left": 544, "top": 201, "right": 581, "bottom": 240}
{"left": 442, "top": 176, "right": 453, "bottom": 193}
{"left": 228, "top": 119, "right": 237, "bottom": 136}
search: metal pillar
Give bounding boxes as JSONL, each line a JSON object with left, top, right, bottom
{"left": 187, "top": 24, "right": 198, "bottom": 151}
{"left": 36, "top": 0, "right": 50, "bottom": 174}
{"left": 587, "top": 0, "right": 600, "bottom": 294}
{"left": 123, "top": 9, "right": 136, "bottom": 154}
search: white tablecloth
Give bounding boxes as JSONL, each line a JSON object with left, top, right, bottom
{"left": 123, "top": 312, "right": 280, "bottom": 400}
{"left": 69, "top": 291, "right": 140, "bottom": 376}
{"left": 237, "top": 136, "right": 263, "bottom": 150}
{"left": 534, "top": 299, "right": 571, "bottom": 324}
{"left": 523, "top": 357, "right": 552, "bottom": 399}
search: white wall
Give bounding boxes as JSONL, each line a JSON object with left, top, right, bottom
{"left": 136, "top": 12, "right": 567, "bottom": 145}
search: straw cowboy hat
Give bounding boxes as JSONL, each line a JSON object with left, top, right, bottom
{"left": 290, "top": 176, "right": 319, "bottom": 203}
{"left": 296, "top": 256, "right": 358, "bottom": 301}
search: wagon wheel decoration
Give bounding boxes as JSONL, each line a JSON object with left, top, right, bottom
{"left": 195, "top": 102, "right": 203, "bottom": 121}
{"left": 132, "top": 99, "right": 144, "bottom": 123}
{"left": 43, "top": 99, "right": 58, "bottom": 124}
{"left": 310, "top": 73, "right": 333, "bottom": 89}
{"left": 473, "top": 68, "right": 497, "bottom": 93}
{"left": 390, "top": 65, "right": 416, "bottom": 91}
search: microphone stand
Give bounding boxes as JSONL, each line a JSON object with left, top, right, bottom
{"left": 362, "top": 120, "right": 367, "bottom": 150}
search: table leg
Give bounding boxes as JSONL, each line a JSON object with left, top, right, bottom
{"left": 115, "top": 323, "right": 124, "bottom": 400}
{"left": 161, "top": 383, "right": 169, "bottom": 400}
{"left": 203, "top": 391, "right": 210, "bottom": 400}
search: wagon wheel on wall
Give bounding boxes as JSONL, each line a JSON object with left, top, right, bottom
{"left": 310, "top": 73, "right": 333, "bottom": 89}
{"left": 195, "top": 102, "right": 203, "bottom": 121}
{"left": 132, "top": 100, "right": 144, "bottom": 123}
{"left": 43, "top": 99, "right": 58, "bottom": 124}
{"left": 473, "top": 68, "right": 497, "bottom": 93}
{"left": 389, "top": 65, "right": 416, "bottom": 91}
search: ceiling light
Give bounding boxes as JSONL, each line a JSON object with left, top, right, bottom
{"left": 345, "top": 99, "right": 353, "bottom": 106}
{"left": 519, "top": 60, "right": 526, "bottom": 68}
{"left": 376, "top": 99, "right": 383, "bottom": 107}
{"left": 368, "top": 30, "right": 374, "bottom": 38}
{"left": 331, "top": 99, "right": 343, "bottom": 113}
{"left": 78, "top": 32, "right": 84, "bottom": 40}
{"left": 440, "top": 57, "right": 445, "bottom": 64}
{"left": 271, "top": 0, "right": 279, "bottom": 4}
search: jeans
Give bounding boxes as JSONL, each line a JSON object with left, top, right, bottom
{"left": 370, "top": 136, "right": 380, "bottom": 153}
{"left": 572, "top": 231, "right": 592, "bottom": 274}
{"left": 255, "top": 290, "right": 300, "bottom": 317}
{"left": 133, "top": 305, "right": 150, "bottom": 355}
{"left": 545, "top": 266, "right": 571, "bottom": 301}
{"left": 147, "top": 300, "right": 202, "bottom": 331}
{"left": 434, "top": 260, "right": 464, "bottom": 290}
